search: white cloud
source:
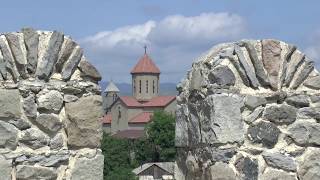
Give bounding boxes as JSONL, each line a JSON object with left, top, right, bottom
{"left": 79, "top": 12, "right": 247, "bottom": 83}
{"left": 305, "top": 29, "right": 320, "bottom": 69}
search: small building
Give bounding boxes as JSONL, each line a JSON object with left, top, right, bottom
{"left": 132, "top": 162, "right": 175, "bottom": 180}
{"left": 102, "top": 47, "right": 176, "bottom": 136}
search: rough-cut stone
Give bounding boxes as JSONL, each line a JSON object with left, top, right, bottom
{"left": 19, "top": 128, "right": 50, "bottom": 149}
{"left": 56, "top": 38, "right": 76, "bottom": 73}
{"left": 190, "top": 69, "right": 202, "bottom": 90}
{"left": 194, "top": 147, "right": 236, "bottom": 164}
{"left": 298, "top": 107, "right": 320, "bottom": 121}
{"left": 0, "top": 155, "right": 11, "bottom": 180}
{"left": 22, "top": 27, "right": 39, "bottom": 74}
{"left": 35, "top": 113, "right": 62, "bottom": 133}
{"left": 263, "top": 104, "right": 297, "bottom": 124}
{"left": 65, "top": 95, "right": 103, "bottom": 148}
{"left": 242, "top": 40, "right": 270, "bottom": 87}
{"left": 207, "top": 162, "right": 236, "bottom": 180}
{"left": 245, "top": 95, "right": 267, "bottom": 110}
{"left": 288, "top": 121, "right": 320, "bottom": 146}
{"left": 290, "top": 60, "right": 314, "bottom": 89}
{"left": 63, "top": 94, "right": 79, "bottom": 103}
{"left": 244, "top": 106, "right": 264, "bottom": 124}
{"left": 208, "top": 66, "right": 235, "bottom": 86}
{"left": 285, "top": 94, "right": 310, "bottom": 108}
{"left": 0, "top": 35, "right": 19, "bottom": 81}
{"left": 262, "top": 39, "right": 281, "bottom": 89}
{"left": 0, "top": 89, "right": 21, "bottom": 119}
{"left": 0, "top": 121, "right": 18, "bottom": 150}
{"left": 16, "top": 165, "right": 57, "bottom": 180}
{"left": 235, "top": 45, "right": 260, "bottom": 88}
{"left": 61, "top": 46, "right": 83, "bottom": 80}
{"left": 261, "top": 168, "right": 297, "bottom": 180}
{"left": 223, "top": 53, "right": 250, "bottom": 86}
{"left": 199, "top": 94, "right": 244, "bottom": 145}
{"left": 262, "top": 152, "right": 297, "bottom": 172}
{"left": 37, "top": 90, "right": 63, "bottom": 113}
{"left": 79, "top": 59, "right": 102, "bottom": 81}
{"left": 69, "top": 153, "right": 104, "bottom": 180}
{"left": 39, "top": 153, "right": 69, "bottom": 167}
{"left": 284, "top": 50, "right": 304, "bottom": 87}
{"left": 247, "top": 121, "right": 280, "bottom": 148}
{"left": 23, "top": 93, "right": 37, "bottom": 119}
{"left": 175, "top": 104, "right": 189, "bottom": 147}
{"left": 235, "top": 156, "right": 258, "bottom": 180}
{"left": 5, "top": 33, "right": 28, "bottom": 78}
{"left": 304, "top": 75, "right": 320, "bottom": 90}
{"left": 8, "top": 118, "right": 31, "bottom": 130}
{"left": 36, "top": 31, "right": 64, "bottom": 80}
{"left": 298, "top": 150, "right": 320, "bottom": 180}
{"left": 50, "top": 133, "right": 64, "bottom": 150}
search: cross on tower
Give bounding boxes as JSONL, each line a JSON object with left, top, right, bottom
{"left": 144, "top": 45, "right": 147, "bottom": 54}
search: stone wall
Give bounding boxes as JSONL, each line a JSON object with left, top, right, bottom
{"left": 0, "top": 28, "right": 104, "bottom": 180}
{"left": 175, "top": 39, "right": 320, "bottom": 180}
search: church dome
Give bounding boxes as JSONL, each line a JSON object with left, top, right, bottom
{"left": 130, "top": 53, "right": 160, "bottom": 74}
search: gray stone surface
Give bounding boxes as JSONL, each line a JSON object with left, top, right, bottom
{"left": 263, "top": 104, "right": 297, "bottom": 124}
{"left": 36, "top": 31, "right": 64, "bottom": 80}
{"left": 22, "top": 27, "right": 39, "bottom": 74}
{"left": 298, "top": 107, "right": 320, "bottom": 121}
{"left": 285, "top": 94, "right": 310, "bottom": 108}
{"left": 245, "top": 95, "right": 267, "bottom": 110}
{"left": 69, "top": 153, "right": 104, "bottom": 180}
{"left": 63, "top": 94, "right": 79, "bottom": 103}
{"left": 37, "top": 90, "right": 63, "bottom": 113}
{"left": 242, "top": 40, "right": 270, "bottom": 87}
{"left": 207, "top": 162, "right": 236, "bottom": 180}
{"left": 284, "top": 50, "right": 305, "bottom": 87}
{"left": 79, "top": 59, "right": 102, "bottom": 81}
{"left": 39, "top": 153, "right": 69, "bottom": 167}
{"left": 291, "top": 60, "right": 314, "bottom": 89}
{"left": 23, "top": 93, "right": 37, "bottom": 119}
{"left": 5, "top": 33, "right": 28, "bottom": 78}
{"left": 0, "top": 155, "right": 11, "bottom": 180}
{"left": 247, "top": 121, "right": 280, "bottom": 148}
{"left": 235, "top": 156, "right": 258, "bottom": 180}
{"left": 288, "top": 121, "right": 320, "bottom": 146}
{"left": 19, "top": 128, "right": 50, "bottom": 149}
{"left": 35, "top": 113, "right": 62, "bottom": 133}
{"left": 56, "top": 38, "right": 76, "bottom": 73}
{"left": 0, "top": 121, "right": 18, "bottom": 150}
{"left": 244, "top": 106, "right": 264, "bottom": 124}
{"left": 8, "top": 118, "right": 31, "bottom": 130}
{"left": 298, "top": 150, "right": 320, "bottom": 180}
{"left": 261, "top": 168, "right": 297, "bottom": 180}
{"left": 199, "top": 94, "right": 244, "bottom": 145}
{"left": 65, "top": 95, "right": 103, "bottom": 148}
{"left": 262, "top": 152, "right": 297, "bottom": 172}
{"left": 61, "top": 46, "right": 83, "bottom": 80}
{"left": 235, "top": 44, "right": 260, "bottom": 88}
{"left": 50, "top": 133, "right": 64, "bottom": 150}
{"left": 304, "top": 76, "right": 320, "bottom": 90}
{"left": 0, "top": 89, "right": 21, "bottom": 119}
{"left": 208, "top": 66, "right": 235, "bottom": 86}
{"left": 0, "top": 35, "right": 18, "bottom": 81}
{"left": 16, "top": 165, "right": 57, "bottom": 180}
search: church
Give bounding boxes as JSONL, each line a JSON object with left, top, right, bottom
{"left": 102, "top": 48, "right": 176, "bottom": 138}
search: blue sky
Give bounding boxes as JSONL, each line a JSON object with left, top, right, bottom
{"left": 1, "top": 0, "right": 320, "bottom": 83}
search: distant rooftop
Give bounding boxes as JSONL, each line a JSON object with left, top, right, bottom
{"left": 104, "top": 80, "right": 120, "bottom": 93}
{"left": 131, "top": 53, "right": 160, "bottom": 74}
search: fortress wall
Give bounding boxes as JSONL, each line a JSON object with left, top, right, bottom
{"left": 175, "top": 39, "right": 320, "bottom": 180}
{"left": 0, "top": 28, "right": 103, "bottom": 180}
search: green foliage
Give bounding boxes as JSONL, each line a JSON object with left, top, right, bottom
{"left": 101, "top": 133, "right": 136, "bottom": 180}
{"left": 101, "top": 110, "right": 176, "bottom": 179}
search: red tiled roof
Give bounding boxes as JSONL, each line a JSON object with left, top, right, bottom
{"left": 112, "top": 129, "right": 145, "bottom": 139}
{"left": 119, "top": 96, "right": 176, "bottom": 108}
{"left": 131, "top": 54, "right": 160, "bottom": 74}
{"left": 119, "top": 96, "right": 142, "bottom": 107}
{"left": 129, "top": 112, "right": 153, "bottom": 123}
{"left": 101, "top": 114, "right": 112, "bottom": 124}
{"left": 143, "top": 96, "right": 176, "bottom": 107}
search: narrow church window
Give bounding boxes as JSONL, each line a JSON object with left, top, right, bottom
{"left": 134, "top": 80, "right": 136, "bottom": 94}
{"left": 139, "top": 80, "right": 141, "bottom": 93}
{"left": 153, "top": 80, "right": 155, "bottom": 94}
{"left": 118, "top": 106, "right": 121, "bottom": 119}
{"left": 146, "top": 80, "right": 148, "bottom": 93}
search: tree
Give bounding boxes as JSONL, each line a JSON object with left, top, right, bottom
{"left": 101, "top": 133, "right": 137, "bottom": 180}
{"left": 135, "top": 110, "right": 176, "bottom": 163}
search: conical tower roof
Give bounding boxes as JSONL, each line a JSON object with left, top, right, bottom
{"left": 131, "top": 53, "right": 160, "bottom": 74}
{"left": 104, "top": 81, "right": 120, "bottom": 93}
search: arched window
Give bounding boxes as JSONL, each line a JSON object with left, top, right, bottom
{"left": 146, "top": 80, "right": 148, "bottom": 93}
{"left": 118, "top": 106, "right": 121, "bottom": 119}
{"left": 153, "top": 80, "right": 155, "bottom": 94}
{"left": 139, "top": 80, "right": 142, "bottom": 93}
